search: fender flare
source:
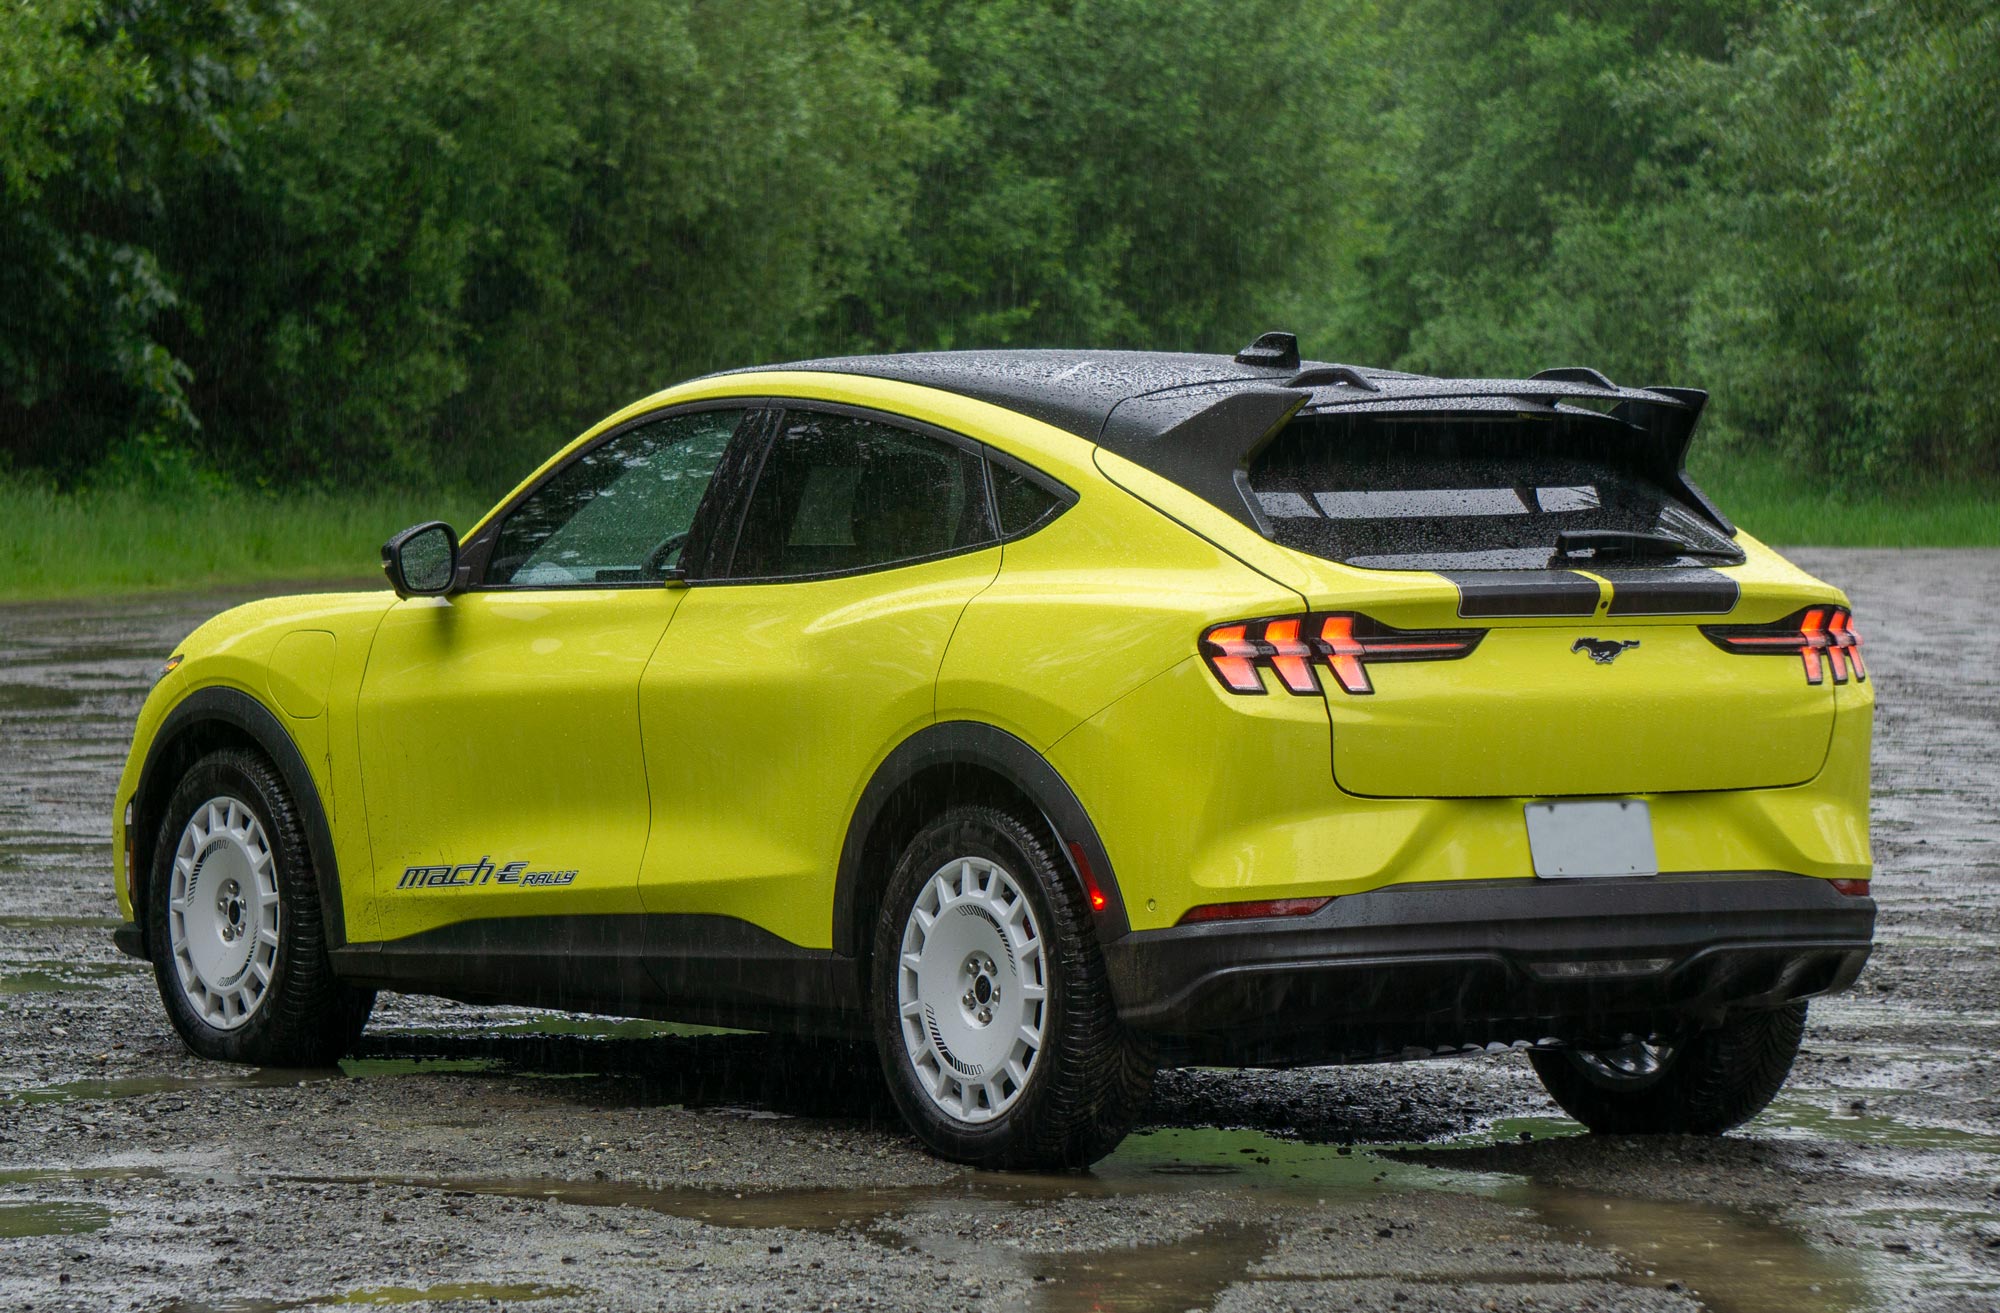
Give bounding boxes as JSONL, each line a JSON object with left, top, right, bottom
{"left": 135, "top": 685, "right": 349, "bottom": 952}
{"left": 832, "top": 720, "right": 1131, "bottom": 960}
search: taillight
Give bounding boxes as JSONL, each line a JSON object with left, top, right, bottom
{"left": 1199, "top": 613, "right": 1484, "bottom": 696}
{"left": 1701, "top": 606, "right": 1867, "bottom": 686}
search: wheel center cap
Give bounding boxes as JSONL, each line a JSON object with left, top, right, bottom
{"left": 215, "top": 878, "right": 247, "bottom": 943}
{"left": 959, "top": 952, "right": 1001, "bottom": 1027}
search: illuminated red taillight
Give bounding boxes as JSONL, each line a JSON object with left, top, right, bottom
{"left": 1178, "top": 897, "right": 1331, "bottom": 925}
{"left": 1701, "top": 606, "right": 1867, "bottom": 686}
{"left": 1199, "top": 613, "right": 1483, "bottom": 696}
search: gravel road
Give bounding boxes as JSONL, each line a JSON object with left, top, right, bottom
{"left": 2, "top": 548, "right": 1997, "bottom": 1313}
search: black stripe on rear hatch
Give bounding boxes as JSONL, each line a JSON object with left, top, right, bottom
{"left": 1442, "top": 570, "right": 1599, "bottom": 618}
{"left": 1600, "top": 568, "right": 1740, "bottom": 616}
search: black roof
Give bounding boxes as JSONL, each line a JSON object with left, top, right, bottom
{"left": 744, "top": 347, "right": 1695, "bottom": 444}
{"left": 750, "top": 349, "right": 1322, "bottom": 441}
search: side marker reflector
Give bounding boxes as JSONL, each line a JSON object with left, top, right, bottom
{"left": 1066, "top": 842, "right": 1109, "bottom": 913}
{"left": 1177, "top": 897, "right": 1331, "bottom": 925}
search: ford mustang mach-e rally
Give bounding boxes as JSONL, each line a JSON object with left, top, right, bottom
{"left": 112, "top": 334, "right": 1875, "bottom": 1167}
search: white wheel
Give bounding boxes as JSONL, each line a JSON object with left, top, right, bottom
{"left": 167, "top": 795, "right": 281, "bottom": 1030}
{"left": 895, "top": 855, "right": 1048, "bottom": 1123}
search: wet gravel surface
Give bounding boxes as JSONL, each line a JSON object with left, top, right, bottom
{"left": 2, "top": 549, "right": 1997, "bottom": 1312}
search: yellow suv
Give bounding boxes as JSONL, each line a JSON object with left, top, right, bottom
{"left": 109, "top": 338, "right": 1876, "bottom": 1167}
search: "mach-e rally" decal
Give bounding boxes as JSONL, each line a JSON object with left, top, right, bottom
{"left": 396, "top": 855, "right": 578, "bottom": 891}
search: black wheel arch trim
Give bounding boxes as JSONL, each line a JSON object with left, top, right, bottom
{"left": 133, "top": 685, "right": 347, "bottom": 954}
{"left": 833, "top": 720, "right": 1132, "bottom": 962}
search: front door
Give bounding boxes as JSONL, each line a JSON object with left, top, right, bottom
{"left": 355, "top": 406, "right": 747, "bottom": 944}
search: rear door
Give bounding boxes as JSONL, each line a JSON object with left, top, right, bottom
{"left": 636, "top": 405, "right": 1003, "bottom": 950}
{"left": 1247, "top": 408, "right": 1841, "bottom": 798}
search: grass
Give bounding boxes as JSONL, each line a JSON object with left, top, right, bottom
{"left": 1689, "top": 448, "right": 2000, "bottom": 547}
{"left": 0, "top": 483, "right": 494, "bottom": 603}
{"left": 1, "top": 452, "right": 1994, "bottom": 601}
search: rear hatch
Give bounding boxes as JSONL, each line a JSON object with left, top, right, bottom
{"left": 1247, "top": 404, "right": 1842, "bottom": 798}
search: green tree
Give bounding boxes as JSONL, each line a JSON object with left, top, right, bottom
{"left": 160, "top": 0, "right": 931, "bottom": 488}
{"left": 839, "top": 0, "right": 1375, "bottom": 353}
{"left": 0, "top": 0, "right": 290, "bottom": 481}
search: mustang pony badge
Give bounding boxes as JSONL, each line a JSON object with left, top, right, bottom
{"left": 1573, "top": 637, "right": 1640, "bottom": 665}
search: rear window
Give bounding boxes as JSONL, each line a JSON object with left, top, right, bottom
{"left": 1248, "top": 410, "right": 1737, "bottom": 571}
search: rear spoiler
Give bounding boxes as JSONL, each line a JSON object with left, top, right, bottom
{"left": 1095, "top": 367, "right": 1733, "bottom": 538}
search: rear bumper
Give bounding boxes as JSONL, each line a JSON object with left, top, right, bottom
{"left": 1103, "top": 874, "right": 1873, "bottom": 1066}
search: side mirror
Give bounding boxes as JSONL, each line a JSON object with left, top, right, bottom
{"left": 382, "top": 521, "right": 459, "bottom": 598}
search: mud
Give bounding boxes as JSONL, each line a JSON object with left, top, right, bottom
{"left": 1, "top": 549, "right": 1997, "bottom": 1312}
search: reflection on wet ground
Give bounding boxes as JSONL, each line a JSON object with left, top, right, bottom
{"left": 1524, "top": 1184, "right": 1866, "bottom": 1313}
{"left": 1, "top": 1121, "right": 1876, "bottom": 1313}
{"left": 146, "top": 1124, "right": 1901, "bottom": 1313}
{"left": 0, "top": 1199, "right": 112, "bottom": 1238}
{"left": 0, "top": 960, "right": 144, "bottom": 994}
{"left": 158, "top": 1283, "right": 584, "bottom": 1312}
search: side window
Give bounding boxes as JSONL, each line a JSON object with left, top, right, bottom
{"left": 486, "top": 409, "right": 744, "bottom": 587}
{"left": 727, "top": 412, "right": 994, "bottom": 581}
{"left": 991, "top": 463, "right": 1064, "bottom": 537}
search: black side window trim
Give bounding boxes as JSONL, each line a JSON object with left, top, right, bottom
{"left": 711, "top": 401, "right": 1005, "bottom": 586}
{"left": 458, "top": 399, "right": 764, "bottom": 592}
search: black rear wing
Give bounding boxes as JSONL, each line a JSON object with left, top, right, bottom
{"left": 1095, "top": 366, "right": 1732, "bottom": 539}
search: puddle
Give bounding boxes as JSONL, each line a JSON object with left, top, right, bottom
{"left": 5, "top": 1057, "right": 497, "bottom": 1105}
{"left": 0, "top": 684, "right": 84, "bottom": 711}
{"left": 334, "top": 1057, "right": 502, "bottom": 1079}
{"left": 377, "top": 1015, "right": 741, "bottom": 1041}
{"left": 157, "top": 1284, "right": 580, "bottom": 1313}
{"left": 0, "top": 913, "right": 124, "bottom": 930}
{"left": 331, "top": 1283, "right": 580, "bottom": 1307}
{"left": 1763, "top": 1096, "right": 2000, "bottom": 1154}
{"left": 0, "top": 1166, "right": 172, "bottom": 1186}
{"left": 1527, "top": 1184, "right": 1867, "bottom": 1313}
{"left": 282, "top": 1126, "right": 1874, "bottom": 1313}
{"left": 0, "top": 1200, "right": 111, "bottom": 1237}
{"left": 0, "top": 961, "right": 143, "bottom": 994}
{"left": 1031, "top": 1220, "right": 1273, "bottom": 1313}
{"left": 5, "top": 1071, "right": 334, "bottom": 1105}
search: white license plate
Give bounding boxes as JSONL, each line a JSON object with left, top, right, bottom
{"left": 1525, "top": 800, "right": 1658, "bottom": 878}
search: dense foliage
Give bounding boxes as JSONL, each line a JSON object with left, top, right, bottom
{"left": 2, "top": 0, "right": 1994, "bottom": 495}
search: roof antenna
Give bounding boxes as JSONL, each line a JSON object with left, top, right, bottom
{"left": 1234, "top": 332, "right": 1300, "bottom": 370}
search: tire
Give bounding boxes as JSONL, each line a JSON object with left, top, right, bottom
{"left": 870, "top": 804, "right": 1154, "bottom": 1169}
{"left": 145, "top": 747, "right": 374, "bottom": 1066}
{"left": 1528, "top": 1002, "right": 1808, "bottom": 1135}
